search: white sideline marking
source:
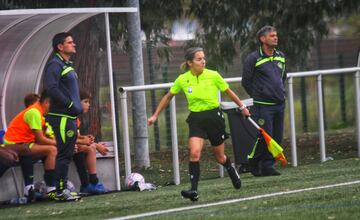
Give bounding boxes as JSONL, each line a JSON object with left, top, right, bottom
{"left": 108, "top": 180, "right": 360, "bottom": 220}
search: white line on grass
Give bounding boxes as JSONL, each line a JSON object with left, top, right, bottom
{"left": 108, "top": 180, "right": 360, "bottom": 220}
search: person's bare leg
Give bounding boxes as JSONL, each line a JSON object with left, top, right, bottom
{"left": 30, "top": 144, "right": 57, "bottom": 192}
{"left": 85, "top": 145, "right": 97, "bottom": 174}
{"left": 212, "top": 143, "right": 241, "bottom": 189}
{"left": 30, "top": 144, "right": 57, "bottom": 169}
{"left": 212, "top": 143, "right": 226, "bottom": 164}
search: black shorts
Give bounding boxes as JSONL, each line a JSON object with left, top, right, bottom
{"left": 186, "top": 108, "right": 229, "bottom": 146}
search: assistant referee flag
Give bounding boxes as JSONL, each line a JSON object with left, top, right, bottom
{"left": 258, "top": 127, "right": 287, "bottom": 167}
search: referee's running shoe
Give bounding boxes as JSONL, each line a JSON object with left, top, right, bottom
{"left": 227, "top": 165, "right": 241, "bottom": 189}
{"left": 181, "top": 190, "right": 199, "bottom": 202}
{"left": 56, "top": 189, "right": 81, "bottom": 202}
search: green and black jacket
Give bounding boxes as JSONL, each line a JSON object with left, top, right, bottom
{"left": 43, "top": 53, "right": 82, "bottom": 118}
{"left": 242, "top": 47, "right": 286, "bottom": 105}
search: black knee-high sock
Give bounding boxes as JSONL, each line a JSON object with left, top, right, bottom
{"left": 89, "top": 174, "right": 99, "bottom": 185}
{"left": 189, "top": 161, "right": 200, "bottom": 191}
{"left": 73, "top": 152, "right": 89, "bottom": 187}
{"left": 222, "top": 156, "right": 232, "bottom": 170}
{"left": 20, "top": 156, "right": 34, "bottom": 186}
{"left": 0, "top": 162, "right": 10, "bottom": 177}
{"left": 44, "top": 169, "right": 56, "bottom": 187}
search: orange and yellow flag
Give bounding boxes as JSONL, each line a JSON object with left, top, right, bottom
{"left": 259, "top": 128, "right": 287, "bottom": 167}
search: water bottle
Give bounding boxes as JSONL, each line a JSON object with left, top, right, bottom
{"left": 9, "top": 197, "right": 28, "bottom": 205}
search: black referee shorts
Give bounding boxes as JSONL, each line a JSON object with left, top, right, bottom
{"left": 186, "top": 107, "right": 229, "bottom": 146}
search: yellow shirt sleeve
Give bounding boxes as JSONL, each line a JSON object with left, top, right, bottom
{"left": 214, "top": 71, "right": 229, "bottom": 92}
{"left": 170, "top": 75, "right": 183, "bottom": 95}
{"left": 23, "top": 109, "right": 42, "bottom": 130}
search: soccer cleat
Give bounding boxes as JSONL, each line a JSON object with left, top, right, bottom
{"left": 80, "top": 183, "right": 107, "bottom": 194}
{"left": 70, "top": 191, "right": 80, "bottom": 197}
{"left": 46, "top": 190, "right": 57, "bottom": 200}
{"left": 181, "top": 189, "right": 199, "bottom": 202}
{"left": 227, "top": 165, "right": 242, "bottom": 189}
{"left": 55, "top": 189, "right": 81, "bottom": 202}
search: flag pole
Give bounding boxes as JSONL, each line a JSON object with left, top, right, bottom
{"left": 246, "top": 116, "right": 288, "bottom": 167}
{"left": 247, "top": 117, "right": 260, "bottom": 130}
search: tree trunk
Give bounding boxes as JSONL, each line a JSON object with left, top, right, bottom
{"left": 127, "top": 0, "right": 150, "bottom": 168}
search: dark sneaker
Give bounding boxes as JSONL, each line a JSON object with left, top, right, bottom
{"left": 262, "top": 168, "right": 281, "bottom": 176}
{"left": 238, "top": 164, "right": 250, "bottom": 174}
{"left": 227, "top": 165, "right": 241, "bottom": 189}
{"left": 181, "top": 190, "right": 199, "bottom": 202}
{"left": 56, "top": 189, "right": 81, "bottom": 202}
{"left": 248, "top": 159, "right": 262, "bottom": 177}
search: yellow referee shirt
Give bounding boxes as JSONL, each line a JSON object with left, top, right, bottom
{"left": 170, "top": 69, "right": 229, "bottom": 112}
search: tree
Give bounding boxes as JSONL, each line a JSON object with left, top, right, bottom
{"left": 3, "top": 0, "right": 360, "bottom": 154}
{"left": 3, "top": 0, "right": 359, "bottom": 71}
{"left": 186, "top": 0, "right": 360, "bottom": 71}
{"left": 336, "top": 14, "right": 360, "bottom": 36}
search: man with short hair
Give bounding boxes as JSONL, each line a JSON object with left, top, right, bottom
{"left": 242, "top": 25, "right": 286, "bottom": 176}
{"left": 24, "top": 93, "right": 40, "bottom": 108}
{"left": 43, "top": 32, "right": 82, "bottom": 201}
{"left": 1, "top": 90, "right": 58, "bottom": 200}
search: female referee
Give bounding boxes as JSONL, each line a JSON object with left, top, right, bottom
{"left": 148, "top": 47, "right": 250, "bottom": 202}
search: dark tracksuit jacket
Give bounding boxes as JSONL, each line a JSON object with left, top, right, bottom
{"left": 242, "top": 47, "right": 286, "bottom": 168}
{"left": 44, "top": 53, "right": 82, "bottom": 117}
{"left": 242, "top": 47, "right": 286, "bottom": 105}
{"left": 43, "top": 53, "right": 82, "bottom": 192}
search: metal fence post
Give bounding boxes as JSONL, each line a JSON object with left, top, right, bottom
{"left": 355, "top": 51, "right": 360, "bottom": 157}
{"left": 120, "top": 91, "right": 132, "bottom": 182}
{"left": 105, "top": 12, "right": 121, "bottom": 190}
{"left": 287, "top": 77, "right": 298, "bottom": 166}
{"left": 170, "top": 97, "right": 180, "bottom": 185}
{"left": 316, "top": 74, "right": 326, "bottom": 162}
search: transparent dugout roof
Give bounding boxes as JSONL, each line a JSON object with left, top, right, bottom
{"left": 0, "top": 8, "right": 135, "bottom": 129}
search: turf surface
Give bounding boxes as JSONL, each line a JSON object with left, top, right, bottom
{"left": 1, "top": 158, "right": 360, "bottom": 219}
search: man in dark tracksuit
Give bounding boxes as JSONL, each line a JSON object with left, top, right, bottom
{"left": 242, "top": 26, "right": 286, "bottom": 176}
{"left": 43, "top": 32, "right": 82, "bottom": 201}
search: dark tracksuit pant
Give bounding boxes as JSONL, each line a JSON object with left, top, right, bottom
{"left": 47, "top": 115, "right": 77, "bottom": 194}
{"left": 250, "top": 102, "right": 285, "bottom": 169}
